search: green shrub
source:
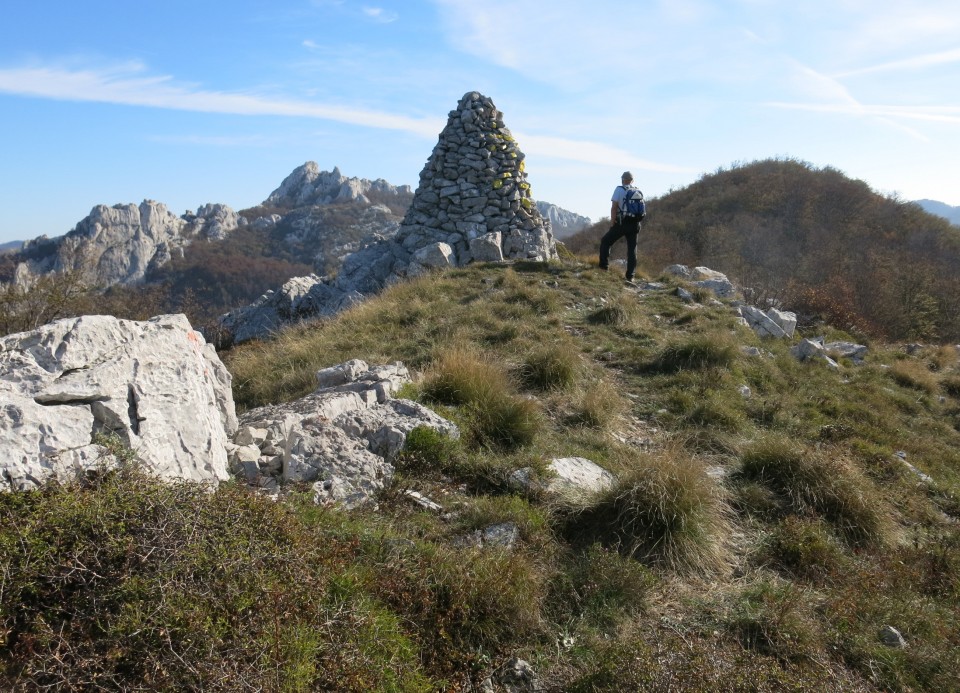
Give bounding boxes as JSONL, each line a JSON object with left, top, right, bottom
{"left": 760, "top": 517, "right": 846, "bottom": 582}
{"left": 730, "top": 580, "right": 822, "bottom": 663}
{"left": 550, "top": 544, "right": 655, "bottom": 628}
{"left": 396, "top": 425, "right": 462, "bottom": 474}
{"left": 0, "top": 469, "right": 433, "bottom": 691}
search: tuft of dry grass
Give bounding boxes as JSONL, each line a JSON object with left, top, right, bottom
{"left": 559, "top": 449, "right": 732, "bottom": 576}
{"left": 738, "top": 435, "right": 894, "bottom": 548}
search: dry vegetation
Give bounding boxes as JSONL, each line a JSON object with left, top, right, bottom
{"left": 4, "top": 254, "right": 959, "bottom": 691}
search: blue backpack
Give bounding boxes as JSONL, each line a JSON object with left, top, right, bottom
{"left": 619, "top": 186, "right": 646, "bottom": 221}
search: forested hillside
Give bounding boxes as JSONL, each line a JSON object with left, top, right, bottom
{"left": 566, "top": 159, "right": 960, "bottom": 342}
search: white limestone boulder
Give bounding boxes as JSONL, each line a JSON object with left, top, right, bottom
{"left": 1, "top": 314, "right": 237, "bottom": 490}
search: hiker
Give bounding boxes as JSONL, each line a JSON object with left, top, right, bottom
{"left": 598, "top": 171, "right": 645, "bottom": 282}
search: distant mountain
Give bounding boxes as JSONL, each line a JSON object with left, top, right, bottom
{"left": 0, "top": 240, "right": 23, "bottom": 254}
{"left": 535, "top": 201, "right": 592, "bottom": 239}
{"left": 916, "top": 199, "right": 960, "bottom": 226}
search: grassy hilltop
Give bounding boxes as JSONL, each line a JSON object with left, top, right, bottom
{"left": 2, "top": 254, "right": 959, "bottom": 691}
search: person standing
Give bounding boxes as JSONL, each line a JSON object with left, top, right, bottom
{"left": 598, "top": 171, "right": 645, "bottom": 282}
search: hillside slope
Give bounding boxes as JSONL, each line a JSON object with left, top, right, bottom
{"left": 566, "top": 159, "right": 960, "bottom": 342}
{"left": 3, "top": 258, "right": 958, "bottom": 691}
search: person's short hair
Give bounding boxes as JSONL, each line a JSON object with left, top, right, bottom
{"left": 621, "top": 171, "right": 633, "bottom": 181}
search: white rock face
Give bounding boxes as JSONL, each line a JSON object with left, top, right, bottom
{"left": 664, "top": 264, "right": 738, "bottom": 299}
{"left": 12, "top": 200, "right": 244, "bottom": 288}
{"left": 232, "top": 360, "right": 459, "bottom": 508}
{"left": 266, "top": 163, "right": 412, "bottom": 208}
{"left": 0, "top": 314, "right": 237, "bottom": 491}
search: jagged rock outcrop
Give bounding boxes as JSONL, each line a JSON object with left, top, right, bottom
{"left": 220, "top": 91, "right": 558, "bottom": 345}
{"left": 266, "top": 163, "right": 412, "bottom": 208}
{"left": 536, "top": 201, "right": 591, "bottom": 239}
{"left": 0, "top": 314, "right": 237, "bottom": 491}
{"left": 664, "top": 264, "right": 738, "bottom": 299}
{"left": 12, "top": 200, "right": 246, "bottom": 287}
{"left": 229, "top": 359, "right": 459, "bottom": 507}
{"left": 738, "top": 304, "right": 798, "bottom": 339}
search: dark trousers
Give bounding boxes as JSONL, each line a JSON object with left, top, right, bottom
{"left": 598, "top": 218, "right": 640, "bottom": 279}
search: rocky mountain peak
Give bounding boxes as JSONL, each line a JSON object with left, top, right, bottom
{"left": 265, "top": 162, "right": 412, "bottom": 209}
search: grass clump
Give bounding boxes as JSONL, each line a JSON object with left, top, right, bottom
{"left": 560, "top": 451, "right": 731, "bottom": 575}
{"left": 516, "top": 342, "right": 580, "bottom": 392}
{"left": 567, "top": 379, "right": 628, "bottom": 429}
{"left": 888, "top": 359, "right": 939, "bottom": 394}
{"left": 421, "top": 345, "right": 541, "bottom": 449}
{"left": 651, "top": 331, "right": 738, "bottom": 372}
{"left": 738, "top": 435, "right": 892, "bottom": 547}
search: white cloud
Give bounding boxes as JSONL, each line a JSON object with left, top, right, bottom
{"left": 834, "top": 46, "right": 960, "bottom": 78}
{"left": 0, "top": 63, "right": 443, "bottom": 137}
{"left": 302, "top": 39, "right": 321, "bottom": 51}
{"left": 517, "top": 132, "right": 696, "bottom": 174}
{"left": 362, "top": 7, "right": 399, "bottom": 23}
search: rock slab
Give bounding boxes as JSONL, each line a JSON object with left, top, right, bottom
{"left": 1, "top": 314, "right": 237, "bottom": 490}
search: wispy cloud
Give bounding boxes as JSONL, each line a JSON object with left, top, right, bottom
{"left": 517, "top": 133, "right": 696, "bottom": 174}
{"left": 766, "top": 101, "right": 960, "bottom": 125}
{"left": 362, "top": 7, "right": 399, "bottom": 23}
{"left": 0, "top": 63, "right": 443, "bottom": 137}
{"left": 834, "top": 46, "right": 960, "bottom": 78}
{"left": 147, "top": 134, "right": 278, "bottom": 147}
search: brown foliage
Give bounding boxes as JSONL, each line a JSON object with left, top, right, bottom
{"left": 565, "top": 158, "right": 960, "bottom": 341}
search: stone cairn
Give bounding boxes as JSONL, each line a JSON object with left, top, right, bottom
{"left": 220, "top": 91, "right": 557, "bottom": 344}
{"left": 395, "top": 90, "right": 555, "bottom": 267}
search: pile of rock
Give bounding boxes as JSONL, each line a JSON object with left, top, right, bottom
{"left": 220, "top": 91, "right": 557, "bottom": 345}
{"left": 228, "top": 359, "right": 459, "bottom": 508}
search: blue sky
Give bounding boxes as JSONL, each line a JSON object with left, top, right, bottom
{"left": 1, "top": 0, "right": 958, "bottom": 244}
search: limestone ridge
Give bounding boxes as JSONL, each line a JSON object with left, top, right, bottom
{"left": 219, "top": 91, "right": 558, "bottom": 345}
{"left": 14, "top": 201, "right": 246, "bottom": 287}
{"left": 265, "top": 163, "right": 412, "bottom": 208}
{"left": 535, "top": 201, "right": 592, "bottom": 239}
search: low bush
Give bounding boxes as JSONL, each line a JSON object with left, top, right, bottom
{"left": 730, "top": 580, "right": 823, "bottom": 663}
{"left": 759, "top": 516, "right": 846, "bottom": 582}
